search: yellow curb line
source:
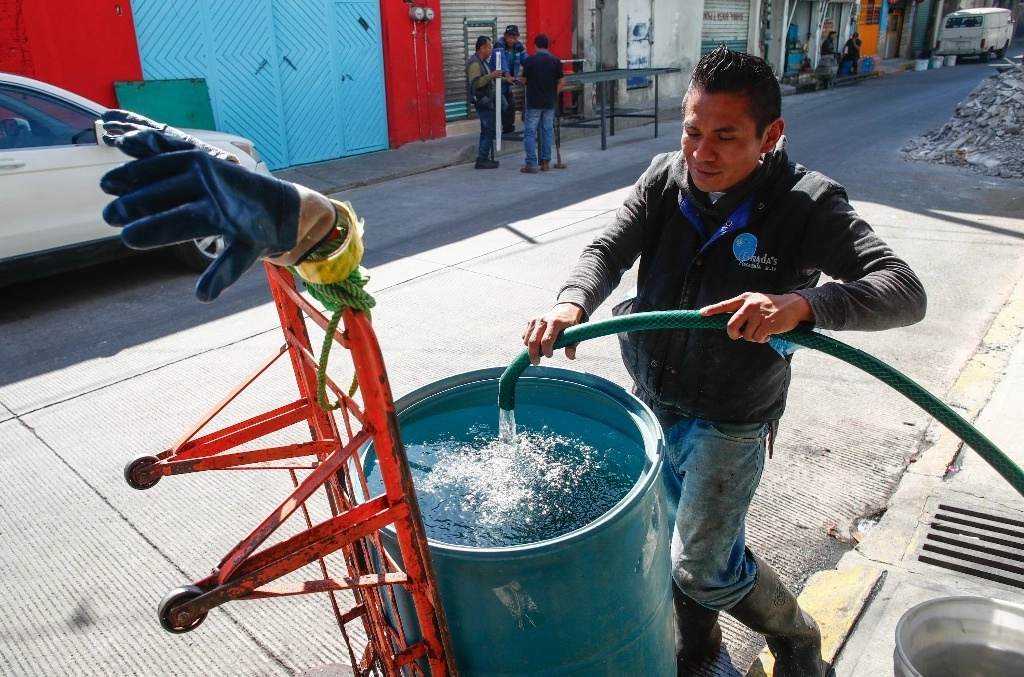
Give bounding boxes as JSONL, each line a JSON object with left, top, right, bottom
{"left": 745, "top": 566, "right": 884, "bottom": 676}
{"left": 910, "top": 270, "right": 1024, "bottom": 477}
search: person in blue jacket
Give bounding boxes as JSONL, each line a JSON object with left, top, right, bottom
{"left": 490, "top": 24, "right": 528, "bottom": 134}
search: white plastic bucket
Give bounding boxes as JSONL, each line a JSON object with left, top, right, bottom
{"left": 930, "top": 56, "right": 943, "bottom": 69}
{"left": 943, "top": 55, "right": 956, "bottom": 67}
{"left": 894, "top": 596, "right": 1024, "bottom": 676}
{"left": 913, "top": 59, "right": 929, "bottom": 71}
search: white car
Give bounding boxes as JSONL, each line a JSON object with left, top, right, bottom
{"left": 0, "top": 72, "right": 271, "bottom": 285}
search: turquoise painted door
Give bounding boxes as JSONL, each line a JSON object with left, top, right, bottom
{"left": 131, "top": 0, "right": 387, "bottom": 169}
{"left": 208, "top": 0, "right": 290, "bottom": 169}
{"left": 332, "top": 2, "right": 388, "bottom": 154}
{"left": 273, "top": 0, "right": 343, "bottom": 166}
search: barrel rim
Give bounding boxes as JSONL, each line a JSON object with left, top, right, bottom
{"left": 370, "top": 366, "right": 665, "bottom": 556}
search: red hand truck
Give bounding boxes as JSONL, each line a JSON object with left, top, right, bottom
{"left": 124, "top": 262, "right": 457, "bottom": 676}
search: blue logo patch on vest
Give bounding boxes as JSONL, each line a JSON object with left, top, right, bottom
{"left": 733, "top": 233, "right": 758, "bottom": 262}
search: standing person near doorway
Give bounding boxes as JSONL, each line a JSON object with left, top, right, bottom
{"left": 821, "top": 31, "right": 837, "bottom": 58}
{"left": 521, "top": 46, "right": 925, "bottom": 676}
{"left": 491, "top": 25, "right": 529, "bottom": 135}
{"left": 518, "top": 34, "right": 564, "bottom": 174}
{"left": 840, "top": 32, "right": 862, "bottom": 74}
{"left": 466, "top": 36, "right": 508, "bottom": 169}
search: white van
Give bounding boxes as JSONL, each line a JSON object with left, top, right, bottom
{"left": 934, "top": 7, "right": 1013, "bottom": 62}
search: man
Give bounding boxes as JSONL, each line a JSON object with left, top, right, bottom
{"left": 518, "top": 34, "right": 564, "bottom": 174}
{"left": 820, "top": 31, "right": 837, "bottom": 58}
{"left": 466, "top": 36, "right": 508, "bottom": 169}
{"left": 491, "top": 25, "right": 529, "bottom": 135}
{"left": 840, "top": 32, "right": 862, "bottom": 74}
{"left": 522, "top": 46, "right": 925, "bottom": 677}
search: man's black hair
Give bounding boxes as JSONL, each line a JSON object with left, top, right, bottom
{"left": 534, "top": 34, "right": 549, "bottom": 49}
{"left": 475, "top": 35, "right": 491, "bottom": 51}
{"left": 685, "top": 45, "right": 781, "bottom": 136}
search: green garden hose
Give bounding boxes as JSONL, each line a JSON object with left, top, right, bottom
{"left": 498, "top": 310, "right": 1024, "bottom": 497}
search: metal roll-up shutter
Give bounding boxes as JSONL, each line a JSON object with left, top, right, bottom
{"left": 912, "top": 0, "right": 935, "bottom": 54}
{"left": 701, "top": 0, "right": 753, "bottom": 54}
{"left": 441, "top": 0, "right": 525, "bottom": 121}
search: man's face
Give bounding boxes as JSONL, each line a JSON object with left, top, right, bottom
{"left": 481, "top": 40, "right": 493, "bottom": 58}
{"left": 681, "top": 88, "right": 783, "bottom": 193}
{"left": 504, "top": 32, "right": 517, "bottom": 44}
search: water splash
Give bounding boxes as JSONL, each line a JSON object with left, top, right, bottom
{"left": 400, "top": 422, "right": 638, "bottom": 547}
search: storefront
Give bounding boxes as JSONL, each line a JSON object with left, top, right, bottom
{"left": 770, "top": 0, "right": 866, "bottom": 75}
{"left": 701, "top": 0, "right": 753, "bottom": 54}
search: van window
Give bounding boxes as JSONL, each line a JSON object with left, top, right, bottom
{"left": 946, "top": 16, "right": 982, "bottom": 29}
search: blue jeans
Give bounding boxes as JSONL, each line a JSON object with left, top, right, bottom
{"left": 523, "top": 108, "right": 554, "bottom": 167}
{"left": 660, "top": 416, "right": 768, "bottom": 611}
{"left": 475, "top": 103, "right": 496, "bottom": 162}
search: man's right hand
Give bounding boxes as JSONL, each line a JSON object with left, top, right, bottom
{"left": 522, "top": 302, "right": 585, "bottom": 366}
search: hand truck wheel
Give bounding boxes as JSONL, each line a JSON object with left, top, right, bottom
{"left": 124, "top": 454, "right": 161, "bottom": 490}
{"left": 158, "top": 585, "right": 207, "bottom": 633}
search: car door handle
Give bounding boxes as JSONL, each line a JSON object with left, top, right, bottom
{"left": 0, "top": 158, "right": 26, "bottom": 169}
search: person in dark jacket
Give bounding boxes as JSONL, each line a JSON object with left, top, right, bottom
{"left": 522, "top": 46, "right": 925, "bottom": 677}
{"left": 839, "top": 33, "right": 862, "bottom": 74}
{"left": 466, "top": 36, "right": 508, "bottom": 169}
{"left": 821, "top": 30, "right": 837, "bottom": 57}
{"left": 491, "top": 25, "right": 529, "bottom": 134}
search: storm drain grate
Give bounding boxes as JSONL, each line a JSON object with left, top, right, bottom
{"left": 917, "top": 503, "right": 1024, "bottom": 589}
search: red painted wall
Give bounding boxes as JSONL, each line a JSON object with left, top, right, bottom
{"left": 526, "top": 0, "right": 575, "bottom": 62}
{"left": 382, "top": 1, "right": 446, "bottom": 146}
{"left": 0, "top": 0, "right": 141, "bottom": 108}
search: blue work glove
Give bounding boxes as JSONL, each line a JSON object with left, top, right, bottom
{"left": 101, "top": 130, "right": 300, "bottom": 302}
{"left": 101, "top": 109, "right": 238, "bottom": 163}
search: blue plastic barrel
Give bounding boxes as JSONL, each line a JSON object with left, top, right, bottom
{"left": 362, "top": 367, "right": 673, "bottom": 676}
{"left": 861, "top": 57, "right": 874, "bottom": 74}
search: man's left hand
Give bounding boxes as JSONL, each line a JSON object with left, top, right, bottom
{"left": 101, "top": 110, "right": 239, "bottom": 163}
{"left": 101, "top": 130, "right": 301, "bottom": 302}
{"left": 699, "top": 292, "right": 813, "bottom": 343}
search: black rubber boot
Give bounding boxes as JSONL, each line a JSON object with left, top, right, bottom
{"left": 673, "top": 581, "right": 722, "bottom": 674}
{"left": 726, "top": 553, "right": 835, "bottom": 677}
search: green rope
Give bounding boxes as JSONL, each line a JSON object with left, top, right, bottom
{"left": 498, "top": 310, "right": 1024, "bottom": 497}
{"left": 292, "top": 267, "right": 376, "bottom": 411}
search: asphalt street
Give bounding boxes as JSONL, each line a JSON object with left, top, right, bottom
{"left": 1, "top": 50, "right": 1024, "bottom": 676}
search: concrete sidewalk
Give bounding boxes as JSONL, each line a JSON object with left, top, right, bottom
{"left": 273, "top": 58, "right": 1023, "bottom": 673}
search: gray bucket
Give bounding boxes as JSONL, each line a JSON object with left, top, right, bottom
{"left": 362, "top": 367, "right": 674, "bottom": 675}
{"left": 894, "top": 595, "right": 1024, "bottom": 676}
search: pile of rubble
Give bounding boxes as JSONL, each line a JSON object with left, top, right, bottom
{"left": 901, "top": 65, "right": 1024, "bottom": 179}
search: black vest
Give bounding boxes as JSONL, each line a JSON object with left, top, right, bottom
{"left": 616, "top": 151, "right": 845, "bottom": 423}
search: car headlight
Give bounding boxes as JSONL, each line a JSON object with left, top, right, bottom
{"left": 230, "top": 140, "right": 263, "bottom": 164}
